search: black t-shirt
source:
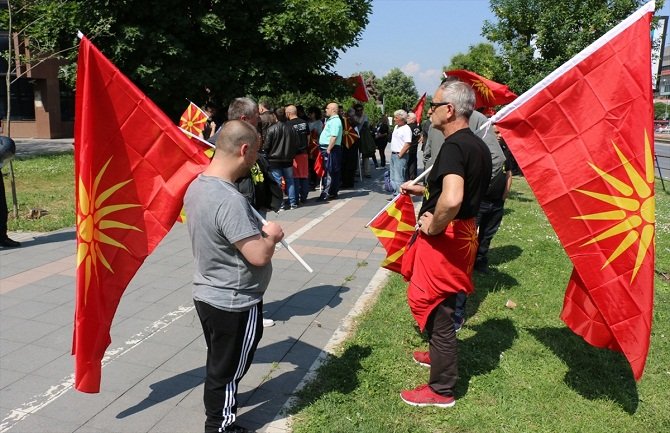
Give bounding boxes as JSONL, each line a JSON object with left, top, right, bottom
{"left": 287, "top": 118, "right": 310, "bottom": 154}
{"left": 419, "top": 128, "right": 492, "bottom": 219}
{"left": 408, "top": 122, "right": 421, "bottom": 147}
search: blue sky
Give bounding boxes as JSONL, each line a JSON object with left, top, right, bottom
{"left": 334, "top": 0, "right": 670, "bottom": 96}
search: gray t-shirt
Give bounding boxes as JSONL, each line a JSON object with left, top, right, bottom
{"left": 184, "top": 174, "right": 272, "bottom": 311}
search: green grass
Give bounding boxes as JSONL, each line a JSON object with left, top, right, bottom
{"left": 4, "top": 153, "right": 75, "bottom": 232}
{"left": 289, "top": 177, "right": 670, "bottom": 433}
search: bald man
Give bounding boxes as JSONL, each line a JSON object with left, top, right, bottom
{"left": 184, "top": 120, "right": 284, "bottom": 433}
{"left": 317, "top": 102, "right": 343, "bottom": 200}
{"left": 286, "top": 105, "right": 311, "bottom": 204}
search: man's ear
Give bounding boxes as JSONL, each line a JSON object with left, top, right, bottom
{"left": 239, "top": 142, "right": 249, "bottom": 157}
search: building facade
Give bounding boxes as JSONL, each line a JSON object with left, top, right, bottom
{"left": 1, "top": 1, "right": 74, "bottom": 138}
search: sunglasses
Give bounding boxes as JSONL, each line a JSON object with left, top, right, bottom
{"left": 429, "top": 102, "right": 452, "bottom": 109}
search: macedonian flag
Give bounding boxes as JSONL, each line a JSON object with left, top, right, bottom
{"left": 343, "top": 117, "right": 359, "bottom": 149}
{"left": 73, "top": 36, "right": 210, "bottom": 392}
{"left": 179, "top": 102, "right": 209, "bottom": 136}
{"left": 444, "top": 69, "right": 517, "bottom": 109}
{"left": 368, "top": 194, "right": 417, "bottom": 273}
{"left": 490, "top": 1, "right": 655, "bottom": 380}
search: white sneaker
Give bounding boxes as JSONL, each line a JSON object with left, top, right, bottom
{"left": 262, "top": 318, "right": 275, "bottom": 327}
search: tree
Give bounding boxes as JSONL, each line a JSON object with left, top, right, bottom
{"left": 445, "top": 43, "right": 509, "bottom": 85}
{"left": 483, "top": 0, "right": 665, "bottom": 94}
{"left": 377, "top": 68, "right": 418, "bottom": 114}
{"left": 6, "top": 0, "right": 372, "bottom": 118}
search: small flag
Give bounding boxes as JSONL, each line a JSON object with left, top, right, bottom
{"left": 444, "top": 69, "right": 517, "bottom": 109}
{"left": 342, "top": 117, "right": 359, "bottom": 149}
{"left": 314, "top": 151, "right": 326, "bottom": 178}
{"left": 368, "top": 194, "right": 416, "bottom": 273}
{"left": 350, "top": 74, "right": 370, "bottom": 102}
{"left": 179, "top": 102, "right": 209, "bottom": 136}
{"left": 412, "top": 93, "right": 427, "bottom": 124}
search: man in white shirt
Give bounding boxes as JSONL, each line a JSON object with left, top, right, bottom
{"left": 389, "top": 109, "right": 412, "bottom": 196}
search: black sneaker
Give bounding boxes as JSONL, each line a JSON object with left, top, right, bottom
{"left": 0, "top": 237, "right": 21, "bottom": 248}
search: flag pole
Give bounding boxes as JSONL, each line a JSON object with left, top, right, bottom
{"left": 250, "top": 207, "right": 313, "bottom": 273}
{"left": 179, "top": 127, "right": 313, "bottom": 273}
{"left": 365, "top": 165, "right": 432, "bottom": 227}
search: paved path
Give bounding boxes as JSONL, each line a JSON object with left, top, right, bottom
{"left": 0, "top": 145, "right": 396, "bottom": 433}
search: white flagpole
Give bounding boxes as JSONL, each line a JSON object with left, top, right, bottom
{"left": 178, "top": 127, "right": 313, "bottom": 273}
{"left": 365, "top": 165, "right": 432, "bottom": 228}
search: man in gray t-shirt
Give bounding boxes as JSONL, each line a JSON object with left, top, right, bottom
{"left": 184, "top": 120, "right": 284, "bottom": 433}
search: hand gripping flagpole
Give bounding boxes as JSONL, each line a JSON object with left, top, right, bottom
{"left": 179, "top": 128, "right": 313, "bottom": 273}
{"left": 365, "top": 165, "right": 432, "bottom": 228}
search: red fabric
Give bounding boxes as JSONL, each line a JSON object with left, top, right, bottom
{"left": 314, "top": 151, "right": 326, "bottom": 177}
{"left": 495, "top": 8, "right": 654, "bottom": 380}
{"left": 342, "top": 117, "right": 359, "bottom": 149}
{"left": 349, "top": 74, "right": 370, "bottom": 102}
{"left": 293, "top": 153, "right": 308, "bottom": 178}
{"left": 413, "top": 93, "right": 427, "bottom": 124}
{"left": 308, "top": 130, "right": 320, "bottom": 160}
{"left": 444, "top": 69, "right": 517, "bottom": 109}
{"left": 368, "top": 194, "right": 417, "bottom": 274}
{"left": 404, "top": 219, "right": 477, "bottom": 330}
{"left": 178, "top": 102, "right": 209, "bottom": 136}
{"left": 72, "top": 36, "right": 210, "bottom": 392}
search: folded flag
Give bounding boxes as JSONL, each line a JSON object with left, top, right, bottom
{"left": 368, "top": 194, "right": 417, "bottom": 273}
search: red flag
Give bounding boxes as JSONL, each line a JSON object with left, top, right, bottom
{"left": 491, "top": 2, "right": 655, "bottom": 380}
{"left": 179, "top": 102, "right": 209, "bottom": 136}
{"left": 73, "top": 36, "right": 210, "bottom": 392}
{"left": 349, "top": 74, "right": 370, "bottom": 102}
{"left": 342, "top": 117, "right": 359, "bottom": 149}
{"left": 412, "top": 93, "right": 426, "bottom": 124}
{"left": 308, "top": 129, "right": 320, "bottom": 160}
{"left": 314, "top": 151, "right": 326, "bottom": 177}
{"left": 444, "top": 69, "right": 517, "bottom": 109}
{"left": 368, "top": 194, "right": 417, "bottom": 273}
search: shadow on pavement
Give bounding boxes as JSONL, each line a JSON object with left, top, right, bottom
{"left": 21, "top": 230, "right": 76, "bottom": 247}
{"left": 116, "top": 367, "right": 205, "bottom": 418}
{"left": 264, "top": 285, "right": 349, "bottom": 321}
{"left": 528, "top": 327, "right": 639, "bottom": 414}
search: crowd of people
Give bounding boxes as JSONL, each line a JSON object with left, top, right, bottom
{"left": 182, "top": 76, "right": 521, "bottom": 430}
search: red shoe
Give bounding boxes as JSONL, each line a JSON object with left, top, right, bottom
{"left": 412, "top": 350, "right": 431, "bottom": 367}
{"left": 400, "top": 384, "right": 455, "bottom": 408}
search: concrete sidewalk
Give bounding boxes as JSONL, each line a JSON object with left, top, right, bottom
{"left": 0, "top": 150, "right": 395, "bottom": 432}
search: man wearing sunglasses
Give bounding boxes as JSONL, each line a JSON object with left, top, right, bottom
{"left": 399, "top": 80, "right": 492, "bottom": 408}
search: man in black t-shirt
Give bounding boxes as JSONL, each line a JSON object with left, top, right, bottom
{"left": 399, "top": 80, "right": 491, "bottom": 409}
{"left": 406, "top": 112, "right": 422, "bottom": 180}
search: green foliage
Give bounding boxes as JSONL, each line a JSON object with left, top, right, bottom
{"left": 7, "top": 0, "right": 372, "bottom": 119}
{"left": 655, "top": 101, "right": 670, "bottom": 120}
{"left": 377, "top": 68, "right": 419, "bottom": 114}
{"left": 483, "top": 0, "right": 664, "bottom": 94}
{"left": 290, "top": 177, "right": 670, "bottom": 433}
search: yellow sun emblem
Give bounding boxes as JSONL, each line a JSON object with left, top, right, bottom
{"left": 572, "top": 130, "right": 655, "bottom": 282}
{"left": 457, "top": 219, "right": 479, "bottom": 272}
{"left": 77, "top": 157, "right": 142, "bottom": 303}
{"left": 472, "top": 79, "right": 494, "bottom": 102}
